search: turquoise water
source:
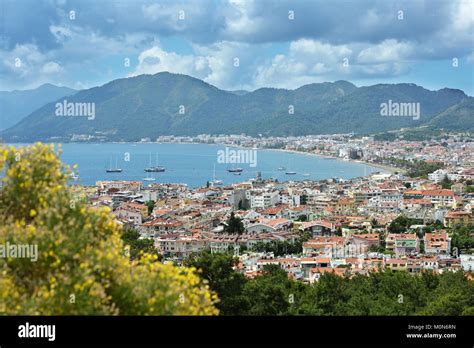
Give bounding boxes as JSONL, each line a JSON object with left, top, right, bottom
{"left": 13, "top": 143, "right": 384, "bottom": 187}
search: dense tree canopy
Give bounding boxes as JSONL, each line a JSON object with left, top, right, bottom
{"left": 224, "top": 212, "right": 245, "bottom": 235}
{"left": 121, "top": 228, "right": 162, "bottom": 262}
{"left": 184, "top": 251, "right": 248, "bottom": 315}
{"left": 0, "top": 143, "right": 217, "bottom": 315}
{"left": 188, "top": 253, "right": 474, "bottom": 316}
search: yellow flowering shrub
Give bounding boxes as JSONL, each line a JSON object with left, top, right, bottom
{"left": 0, "top": 143, "right": 218, "bottom": 315}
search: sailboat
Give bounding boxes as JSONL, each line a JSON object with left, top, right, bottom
{"left": 285, "top": 157, "right": 296, "bottom": 175}
{"left": 106, "top": 156, "right": 122, "bottom": 173}
{"left": 227, "top": 165, "right": 243, "bottom": 173}
{"left": 210, "top": 164, "right": 223, "bottom": 185}
{"left": 69, "top": 172, "right": 80, "bottom": 181}
{"left": 145, "top": 152, "right": 165, "bottom": 172}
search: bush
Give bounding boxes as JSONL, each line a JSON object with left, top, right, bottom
{"left": 0, "top": 143, "right": 218, "bottom": 315}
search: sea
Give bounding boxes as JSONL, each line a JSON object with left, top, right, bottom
{"left": 10, "top": 143, "right": 385, "bottom": 188}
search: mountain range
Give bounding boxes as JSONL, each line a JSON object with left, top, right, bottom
{"left": 0, "top": 84, "right": 76, "bottom": 131}
{"left": 0, "top": 72, "right": 472, "bottom": 142}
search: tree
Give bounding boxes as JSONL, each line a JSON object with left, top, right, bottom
{"left": 145, "top": 200, "right": 155, "bottom": 215}
{"left": 224, "top": 212, "right": 245, "bottom": 235}
{"left": 451, "top": 225, "right": 474, "bottom": 252}
{"left": 440, "top": 176, "right": 452, "bottom": 189}
{"left": 241, "top": 265, "right": 292, "bottom": 315}
{"left": 388, "top": 215, "right": 422, "bottom": 234}
{"left": 421, "top": 271, "right": 474, "bottom": 316}
{"left": 184, "top": 251, "right": 248, "bottom": 315}
{"left": 237, "top": 199, "right": 246, "bottom": 211}
{"left": 0, "top": 143, "right": 217, "bottom": 315}
{"left": 296, "top": 214, "right": 308, "bottom": 222}
{"left": 121, "top": 228, "right": 162, "bottom": 261}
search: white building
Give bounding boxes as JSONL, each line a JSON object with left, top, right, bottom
{"left": 250, "top": 191, "right": 279, "bottom": 209}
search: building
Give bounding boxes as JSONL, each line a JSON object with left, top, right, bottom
{"left": 444, "top": 211, "right": 474, "bottom": 228}
{"left": 424, "top": 231, "right": 451, "bottom": 255}
{"left": 386, "top": 233, "right": 420, "bottom": 256}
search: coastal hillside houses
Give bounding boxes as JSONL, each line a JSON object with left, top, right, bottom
{"left": 115, "top": 201, "right": 148, "bottom": 225}
{"left": 444, "top": 211, "right": 474, "bottom": 228}
{"left": 424, "top": 231, "right": 451, "bottom": 255}
{"left": 385, "top": 233, "right": 420, "bottom": 256}
{"left": 246, "top": 218, "right": 292, "bottom": 234}
{"left": 420, "top": 189, "right": 456, "bottom": 208}
{"left": 298, "top": 220, "right": 335, "bottom": 236}
{"left": 250, "top": 190, "right": 280, "bottom": 209}
{"left": 349, "top": 233, "right": 380, "bottom": 252}
{"left": 96, "top": 180, "right": 143, "bottom": 193}
{"left": 82, "top": 133, "right": 473, "bottom": 279}
{"left": 303, "top": 236, "right": 345, "bottom": 256}
{"left": 155, "top": 234, "right": 207, "bottom": 259}
{"left": 140, "top": 218, "right": 184, "bottom": 237}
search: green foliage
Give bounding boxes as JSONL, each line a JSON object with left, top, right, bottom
{"left": 1, "top": 73, "right": 469, "bottom": 142}
{"left": 251, "top": 231, "right": 311, "bottom": 256}
{"left": 428, "top": 97, "right": 474, "bottom": 132}
{"left": 224, "top": 212, "right": 245, "bottom": 235}
{"left": 145, "top": 200, "right": 155, "bottom": 215}
{"left": 0, "top": 143, "right": 217, "bottom": 315}
{"left": 388, "top": 215, "right": 423, "bottom": 234}
{"left": 451, "top": 225, "right": 474, "bottom": 252}
{"left": 186, "top": 251, "right": 474, "bottom": 316}
{"left": 296, "top": 214, "right": 308, "bottom": 222}
{"left": 369, "top": 244, "right": 385, "bottom": 253}
{"left": 382, "top": 157, "right": 445, "bottom": 178}
{"left": 421, "top": 272, "right": 474, "bottom": 315}
{"left": 121, "top": 228, "right": 162, "bottom": 261}
{"left": 407, "top": 160, "right": 444, "bottom": 178}
{"left": 440, "top": 176, "right": 452, "bottom": 189}
{"left": 184, "top": 251, "right": 248, "bottom": 315}
{"left": 241, "top": 265, "right": 294, "bottom": 315}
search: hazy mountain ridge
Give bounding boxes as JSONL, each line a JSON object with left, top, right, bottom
{"left": 0, "top": 72, "right": 471, "bottom": 142}
{"left": 0, "top": 84, "right": 77, "bottom": 131}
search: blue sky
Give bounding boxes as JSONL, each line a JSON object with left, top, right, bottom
{"left": 1, "top": 0, "right": 473, "bottom": 94}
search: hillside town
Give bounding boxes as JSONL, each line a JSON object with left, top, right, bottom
{"left": 72, "top": 133, "right": 474, "bottom": 283}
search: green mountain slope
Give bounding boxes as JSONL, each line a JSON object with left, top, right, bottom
{"left": 0, "top": 72, "right": 470, "bottom": 142}
{"left": 427, "top": 97, "right": 474, "bottom": 131}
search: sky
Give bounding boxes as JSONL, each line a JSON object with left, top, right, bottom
{"left": 0, "top": 0, "right": 473, "bottom": 94}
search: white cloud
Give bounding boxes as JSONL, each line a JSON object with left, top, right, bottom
{"left": 132, "top": 41, "right": 265, "bottom": 90}
{"left": 253, "top": 39, "right": 353, "bottom": 89}
{"left": 1, "top": 0, "right": 472, "bottom": 92}
{"left": 357, "top": 40, "right": 414, "bottom": 64}
{"left": 252, "top": 39, "right": 415, "bottom": 89}
{"left": 41, "top": 61, "right": 63, "bottom": 74}
{"left": 131, "top": 46, "right": 211, "bottom": 79}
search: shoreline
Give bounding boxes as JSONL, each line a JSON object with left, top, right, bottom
{"left": 136, "top": 142, "right": 404, "bottom": 175}
{"left": 7, "top": 140, "right": 404, "bottom": 176}
{"left": 231, "top": 146, "right": 403, "bottom": 175}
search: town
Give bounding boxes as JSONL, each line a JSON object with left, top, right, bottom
{"left": 72, "top": 132, "right": 474, "bottom": 282}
